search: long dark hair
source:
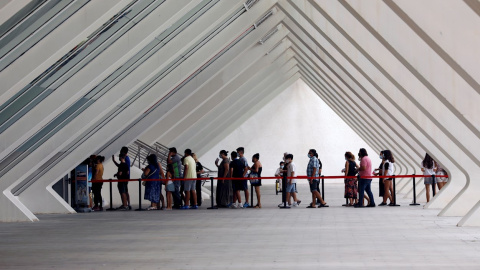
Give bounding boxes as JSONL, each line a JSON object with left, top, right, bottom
{"left": 383, "top": 150, "right": 395, "bottom": 163}
{"left": 422, "top": 153, "right": 434, "bottom": 169}
{"left": 147, "top": 154, "right": 159, "bottom": 169}
{"left": 359, "top": 148, "right": 368, "bottom": 158}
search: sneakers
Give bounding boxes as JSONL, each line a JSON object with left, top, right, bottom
{"left": 181, "top": 205, "right": 189, "bottom": 209}
{"left": 228, "top": 203, "right": 236, "bottom": 209}
{"left": 117, "top": 205, "right": 128, "bottom": 211}
{"left": 366, "top": 204, "right": 376, "bottom": 208}
{"left": 292, "top": 202, "right": 298, "bottom": 207}
{"left": 297, "top": 200, "right": 301, "bottom": 206}
{"left": 237, "top": 203, "right": 244, "bottom": 209}
{"left": 190, "top": 205, "right": 198, "bottom": 209}
{"left": 243, "top": 202, "right": 250, "bottom": 208}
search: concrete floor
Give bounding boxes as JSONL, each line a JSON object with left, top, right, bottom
{"left": 1, "top": 183, "right": 480, "bottom": 269}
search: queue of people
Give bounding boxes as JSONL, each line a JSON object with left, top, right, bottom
{"left": 86, "top": 145, "right": 449, "bottom": 211}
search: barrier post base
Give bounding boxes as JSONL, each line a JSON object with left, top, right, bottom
{"left": 207, "top": 177, "right": 218, "bottom": 210}
{"left": 409, "top": 203, "right": 420, "bottom": 206}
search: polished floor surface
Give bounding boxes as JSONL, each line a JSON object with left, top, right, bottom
{"left": 1, "top": 183, "right": 480, "bottom": 269}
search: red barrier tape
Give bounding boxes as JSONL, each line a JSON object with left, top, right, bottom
{"left": 90, "top": 174, "right": 447, "bottom": 183}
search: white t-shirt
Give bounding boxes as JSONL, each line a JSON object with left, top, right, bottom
{"left": 275, "top": 167, "right": 282, "bottom": 177}
{"left": 287, "top": 162, "right": 296, "bottom": 183}
{"left": 383, "top": 160, "right": 395, "bottom": 176}
{"left": 183, "top": 156, "right": 197, "bottom": 179}
{"left": 422, "top": 162, "right": 436, "bottom": 176}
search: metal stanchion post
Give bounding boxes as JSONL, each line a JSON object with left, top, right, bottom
{"left": 207, "top": 177, "right": 217, "bottom": 209}
{"left": 432, "top": 174, "right": 436, "bottom": 197}
{"left": 280, "top": 174, "right": 290, "bottom": 209}
{"left": 135, "top": 179, "right": 145, "bottom": 211}
{"left": 391, "top": 175, "right": 400, "bottom": 206}
{"left": 106, "top": 179, "right": 115, "bottom": 211}
{"left": 410, "top": 175, "right": 420, "bottom": 206}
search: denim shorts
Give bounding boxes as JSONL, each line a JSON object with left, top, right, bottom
{"left": 286, "top": 183, "right": 296, "bottom": 193}
{"left": 166, "top": 183, "right": 175, "bottom": 192}
{"left": 117, "top": 182, "right": 128, "bottom": 194}
{"left": 309, "top": 180, "right": 319, "bottom": 192}
{"left": 183, "top": 180, "right": 196, "bottom": 191}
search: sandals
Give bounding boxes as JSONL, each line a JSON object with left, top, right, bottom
{"left": 146, "top": 206, "right": 157, "bottom": 211}
{"left": 254, "top": 204, "right": 262, "bottom": 208}
{"left": 319, "top": 203, "right": 329, "bottom": 208}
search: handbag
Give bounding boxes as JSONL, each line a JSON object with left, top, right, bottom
{"left": 250, "top": 172, "right": 260, "bottom": 185}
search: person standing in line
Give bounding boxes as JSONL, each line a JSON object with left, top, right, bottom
{"left": 354, "top": 148, "right": 376, "bottom": 208}
{"left": 143, "top": 154, "right": 161, "bottom": 210}
{"left": 192, "top": 153, "right": 204, "bottom": 207}
{"left": 285, "top": 154, "right": 301, "bottom": 207}
{"left": 112, "top": 147, "right": 132, "bottom": 209}
{"left": 436, "top": 163, "right": 448, "bottom": 190}
{"left": 182, "top": 149, "right": 198, "bottom": 209}
{"left": 236, "top": 147, "right": 250, "bottom": 208}
{"left": 275, "top": 161, "right": 285, "bottom": 192}
{"left": 374, "top": 151, "right": 385, "bottom": 198}
{"left": 249, "top": 153, "right": 263, "bottom": 208}
{"left": 379, "top": 150, "right": 395, "bottom": 206}
{"left": 343, "top": 152, "right": 358, "bottom": 207}
{"left": 165, "top": 164, "right": 175, "bottom": 210}
{"left": 421, "top": 153, "right": 437, "bottom": 202}
{"left": 92, "top": 156, "right": 105, "bottom": 211}
{"left": 229, "top": 151, "right": 247, "bottom": 208}
{"left": 167, "top": 147, "right": 183, "bottom": 209}
{"left": 215, "top": 150, "right": 231, "bottom": 208}
{"left": 306, "top": 149, "right": 328, "bottom": 208}
{"left": 114, "top": 154, "right": 130, "bottom": 210}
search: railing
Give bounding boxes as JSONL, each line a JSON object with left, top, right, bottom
{"left": 91, "top": 174, "right": 447, "bottom": 211}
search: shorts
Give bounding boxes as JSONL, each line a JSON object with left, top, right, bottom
{"left": 166, "top": 183, "right": 175, "bottom": 192}
{"left": 233, "top": 180, "right": 246, "bottom": 191}
{"left": 309, "top": 179, "right": 319, "bottom": 192}
{"left": 117, "top": 181, "right": 129, "bottom": 194}
{"left": 184, "top": 180, "right": 196, "bottom": 191}
{"left": 424, "top": 177, "right": 435, "bottom": 185}
{"left": 286, "top": 183, "right": 296, "bottom": 193}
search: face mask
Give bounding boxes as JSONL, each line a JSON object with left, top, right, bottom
{"left": 287, "top": 159, "right": 292, "bottom": 163}
{"left": 345, "top": 158, "right": 348, "bottom": 161}
{"left": 283, "top": 157, "right": 285, "bottom": 161}
{"left": 358, "top": 157, "right": 361, "bottom": 161}
{"left": 380, "top": 155, "right": 383, "bottom": 159}
{"left": 308, "top": 154, "right": 311, "bottom": 158}
{"left": 219, "top": 155, "right": 222, "bottom": 159}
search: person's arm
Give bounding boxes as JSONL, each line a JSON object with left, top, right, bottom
{"left": 229, "top": 167, "right": 234, "bottom": 179}
{"left": 112, "top": 155, "right": 119, "bottom": 167}
{"left": 345, "top": 161, "right": 349, "bottom": 177}
{"left": 289, "top": 169, "right": 295, "bottom": 184}
{"left": 158, "top": 163, "right": 166, "bottom": 180}
{"left": 167, "top": 153, "right": 173, "bottom": 164}
{"left": 358, "top": 159, "right": 366, "bottom": 171}
{"left": 311, "top": 166, "right": 317, "bottom": 184}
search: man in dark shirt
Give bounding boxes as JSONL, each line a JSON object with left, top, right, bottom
{"left": 229, "top": 151, "right": 247, "bottom": 209}
{"left": 114, "top": 154, "right": 130, "bottom": 210}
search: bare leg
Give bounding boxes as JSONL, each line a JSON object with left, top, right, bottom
{"left": 121, "top": 193, "right": 128, "bottom": 207}
{"left": 185, "top": 191, "right": 190, "bottom": 207}
{"left": 166, "top": 192, "right": 172, "bottom": 209}
{"left": 254, "top": 186, "right": 261, "bottom": 207}
{"left": 425, "top": 184, "right": 431, "bottom": 202}
{"left": 313, "top": 191, "right": 326, "bottom": 204}
{"left": 245, "top": 188, "right": 249, "bottom": 204}
{"left": 192, "top": 190, "right": 197, "bottom": 207}
{"left": 236, "top": 190, "right": 242, "bottom": 204}
{"left": 286, "top": 193, "right": 291, "bottom": 205}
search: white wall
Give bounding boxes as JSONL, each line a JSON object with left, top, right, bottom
{"left": 199, "top": 79, "right": 376, "bottom": 181}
